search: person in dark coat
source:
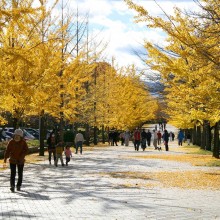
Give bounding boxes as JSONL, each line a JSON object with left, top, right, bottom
{"left": 146, "top": 130, "right": 152, "bottom": 146}
{"left": 47, "top": 132, "right": 56, "bottom": 165}
{"left": 112, "top": 130, "right": 118, "bottom": 146}
{"left": 141, "top": 129, "right": 147, "bottom": 151}
{"left": 162, "top": 130, "right": 169, "bottom": 151}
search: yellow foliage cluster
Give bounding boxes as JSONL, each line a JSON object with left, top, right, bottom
{"left": 0, "top": 0, "right": 158, "bottom": 129}
{"left": 125, "top": 0, "right": 220, "bottom": 128}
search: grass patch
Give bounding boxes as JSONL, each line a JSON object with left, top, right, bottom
{"left": 182, "top": 145, "right": 212, "bottom": 155}
{"left": 171, "top": 144, "right": 213, "bottom": 155}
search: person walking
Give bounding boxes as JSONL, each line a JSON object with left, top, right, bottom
{"left": 157, "top": 130, "right": 162, "bottom": 145}
{"left": 133, "top": 128, "right": 141, "bottom": 151}
{"left": 172, "top": 132, "right": 175, "bottom": 141}
{"left": 119, "top": 132, "right": 125, "bottom": 146}
{"left": 177, "top": 130, "right": 185, "bottom": 146}
{"left": 141, "top": 129, "right": 147, "bottom": 151}
{"left": 112, "top": 130, "right": 119, "bottom": 146}
{"left": 162, "top": 129, "right": 169, "bottom": 151}
{"left": 47, "top": 132, "right": 56, "bottom": 165}
{"left": 186, "top": 132, "right": 191, "bottom": 146}
{"left": 124, "top": 130, "right": 130, "bottom": 146}
{"left": 65, "top": 145, "right": 72, "bottom": 166}
{"left": 74, "top": 130, "right": 84, "bottom": 154}
{"left": 146, "top": 130, "right": 152, "bottom": 147}
{"left": 108, "top": 130, "right": 113, "bottom": 146}
{"left": 152, "top": 129, "right": 158, "bottom": 150}
{"left": 4, "top": 129, "right": 28, "bottom": 192}
{"left": 169, "top": 132, "right": 173, "bottom": 142}
{"left": 55, "top": 140, "right": 65, "bottom": 167}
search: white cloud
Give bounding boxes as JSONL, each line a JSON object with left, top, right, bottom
{"left": 46, "top": 0, "right": 200, "bottom": 70}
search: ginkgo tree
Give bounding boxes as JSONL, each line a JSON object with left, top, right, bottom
{"left": 0, "top": 0, "right": 58, "bottom": 128}
{"left": 125, "top": 0, "right": 220, "bottom": 157}
{"left": 0, "top": 0, "right": 160, "bottom": 149}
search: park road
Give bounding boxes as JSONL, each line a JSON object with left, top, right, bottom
{"left": 1, "top": 139, "right": 220, "bottom": 220}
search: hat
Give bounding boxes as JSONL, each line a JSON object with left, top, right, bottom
{"left": 14, "top": 129, "right": 23, "bottom": 137}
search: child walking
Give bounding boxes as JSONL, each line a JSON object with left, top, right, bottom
{"left": 65, "top": 146, "right": 72, "bottom": 166}
{"left": 55, "top": 141, "right": 65, "bottom": 167}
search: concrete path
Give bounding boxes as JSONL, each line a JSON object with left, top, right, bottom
{"left": 1, "top": 139, "right": 220, "bottom": 219}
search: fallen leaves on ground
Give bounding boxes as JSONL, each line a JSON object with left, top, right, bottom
{"left": 100, "top": 171, "right": 220, "bottom": 190}
{"left": 126, "top": 154, "right": 220, "bottom": 167}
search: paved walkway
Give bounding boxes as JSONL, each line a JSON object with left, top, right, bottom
{"left": 1, "top": 140, "right": 220, "bottom": 219}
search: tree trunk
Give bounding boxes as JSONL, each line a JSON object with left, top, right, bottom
{"left": 85, "top": 123, "right": 90, "bottom": 146}
{"left": 102, "top": 125, "right": 105, "bottom": 143}
{"left": 192, "top": 125, "right": 196, "bottom": 145}
{"left": 196, "top": 125, "right": 201, "bottom": 146}
{"left": 213, "top": 122, "right": 220, "bottom": 158}
{"left": 93, "top": 126, "right": 98, "bottom": 145}
{"left": 13, "top": 117, "right": 18, "bottom": 130}
{"left": 39, "top": 111, "right": 45, "bottom": 156}
{"left": 205, "top": 121, "right": 212, "bottom": 151}
{"left": 201, "top": 123, "right": 206, "bottom": 149}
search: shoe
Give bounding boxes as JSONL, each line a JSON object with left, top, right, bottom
{"left": 66, "top": 163, "right": 68, "bottom": 166}
{"left": 10, "top": 187, "right": 15, "bottom": 192}
{"left": 17, "top": 186, "right": 21, "bottom": 191}
{"left": 62, "top": 164, "right": 65, "bottom": 166}
{"left": 49, "top": 161, "right": 51, "bottom": 165}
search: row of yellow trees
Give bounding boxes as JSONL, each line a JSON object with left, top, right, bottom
{"left": 0, "top": 0, "right": 158, "bottom": 141}
{"left": 125, "top": 0, "right": 220, "bottom": 157}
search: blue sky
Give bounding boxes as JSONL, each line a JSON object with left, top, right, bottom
{"left": 48, "top": 0, "right": 200, "bottom": 70}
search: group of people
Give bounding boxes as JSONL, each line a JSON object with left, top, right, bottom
{"left": 3, "top": 125, "right": 191, "bottom": 193}
{"left": 132, "top": 128, "right": 170, "bottom": 151}
{"left": 132, "top": 128, "right": 191, "bottom": 152}
{"left": 47, "top": 130, "right": 85, "bottom": 167}
{"left": 3, "top": 128, "right": 85, "bottom": 193}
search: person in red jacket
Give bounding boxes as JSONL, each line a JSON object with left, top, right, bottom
{"left": 4, "top": 129, "right": 28, "bottom": 192}
{"left": 133, "top": 128, "right": 141, "bottom": 151}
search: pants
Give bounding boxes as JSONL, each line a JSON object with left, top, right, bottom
{"left": 10, "top": 163, "right": 24, "bottom": 187}
{"left": 164, "top": 141, "right": 169, "bottom": 151}
{"left": 178, "top": 139, "right": 183, "bottom": 146}
{"left": 121, "top": 138, "right": 125, "bottom": 146}
{"left": 55, "top": 154, "right": 64, "bottom": 165}
{"left": 141, "top": 139, "right": 147, "bottom": 150}
{"left": 66, "top": 157, "right": 70, "bottom": 165}
{"left": 153, "top": 139, "right": 158, "bottom": 149}
{"left": 158, "top": 138, "right": 161, "bottom": 145}
{"left": 76, "top": 141, "right": 83, "bottom": 154}
{"left": 134, "top": 140, "right": 140, "bottom": 151}
{"left": 48, "top": 150, "right": 56, "bottom": 163}
{"left": 124, "top": 138, "right": 129, "bottom": 146}
{"left": 147, "top": 139, "right": 151, "bottom": 146}
{"left": 112, "top": 139, "right": 118, "bottom": 146}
